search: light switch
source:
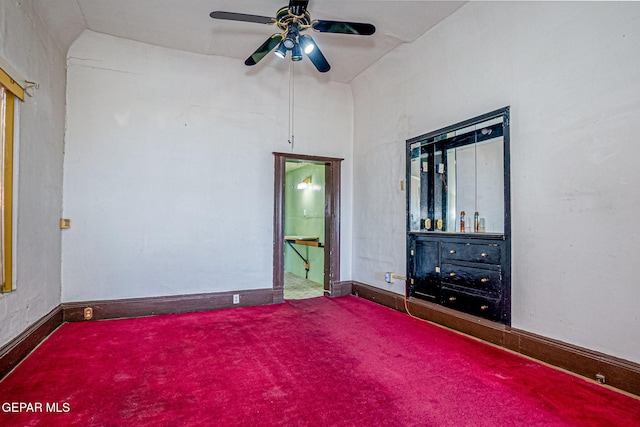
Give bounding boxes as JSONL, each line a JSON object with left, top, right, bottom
{"left": 60, "top": 218, "right": 71, "bottom": 229}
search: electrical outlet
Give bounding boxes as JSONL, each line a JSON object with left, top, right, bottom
{"left": 595, "top": 373, "right": 606, "bottom": 384}
{"left": 385, "top": 272, "right": 392, "bottom": 283}
{"left": 233, "top": 294, "right": 240, "bottom": 304}
{"left": 83, "top": 307, "right": 93, "bottom": 320}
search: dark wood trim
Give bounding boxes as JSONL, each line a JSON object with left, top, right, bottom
{"left": 331, "top": 281, "right": 352, "bottom": 298}
{"left": 0, "top": 306, "right": 63, "bottom": 380}
{"left": 351, "top": 281, "right": 640, "bottom": 397}
{"left": 62, "top": 288, "right": 275, "bottom": 322}
{"left": 273, "top": 152, "right": 343, "bottom": 299}
{"left": 273, "top": 152, "right": 345, "bottom": 163}
{"left": 324, "top": 159, "right": 341, "bottom": 295}
{"left": 273, "top": 154, "right": 286, "bottom": 304}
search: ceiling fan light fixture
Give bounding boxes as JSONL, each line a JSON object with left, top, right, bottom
{"left": 291, "top": 43, "right": 303, "bottom": 61}
{"left": 275, "top": 42, "right": 287, "bottom": 59}
{"left": 299, "top": 35, "right": 315, "bottom": 54}
{"left": 283, "top": 23, "right": 299, "bottom": 50}
{"left": 283, "top": 37, "right": 296, "bottom": 50}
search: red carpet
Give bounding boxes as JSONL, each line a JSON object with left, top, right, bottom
{"left": 1, "top": 296, "right": 638, "bottom": 426}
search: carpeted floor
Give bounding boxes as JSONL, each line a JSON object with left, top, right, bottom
{"left": 1, "top": 296, "right": 639, "bottom": 426}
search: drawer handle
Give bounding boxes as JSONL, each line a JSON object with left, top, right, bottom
{"left": 449, "top": 272, "right": 457, "bottom": 277}
{"left": 481, "top": 253, "right": 488, "bottom": 258}
{"left": 480, "top": 305, "right": 489, "bottom": 311}
{"left": 450, "top": 250, "right": 456, "bottom": 254}
{"left": 449, "top": 297, "right": 457, "bottom": 302}
{"left": 481, "top": 278, "right": 489, "bottom": 283}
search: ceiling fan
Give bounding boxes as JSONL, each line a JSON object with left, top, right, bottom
{"left": 210, "top": 0, "right": 376, "bottom": 73}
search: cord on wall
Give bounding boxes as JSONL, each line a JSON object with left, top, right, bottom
{"left": 385, "top": 272, "right": 428, "bottom": 323}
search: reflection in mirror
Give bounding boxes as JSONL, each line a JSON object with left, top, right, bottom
{"left": 447, "top": 136, "right": 504, "bottom": 233}
{"left": 409, "top": 143, "right": 427, "bottom": 232}
{"left": 408, "top": 114, "right": 506, "bottom": 234}
{"left": 409, "top": 142, "right": 421, "bottom": 231}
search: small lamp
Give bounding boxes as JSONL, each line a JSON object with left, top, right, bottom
{"left": 297, "top": 176, "right": 312, "bottom": 190}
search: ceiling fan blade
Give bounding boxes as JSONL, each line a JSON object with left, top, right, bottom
{"left": 288, "top": 0, "right": 309, "bottom": 16}
{"left": 245, "top": 35, "right": 283, "bottom": 66}
{"left": 210, "top": 11, "right": 274, "bottom": 25}
{"left": 312, "top": 20, "right": 376, "bottom": 36}
{"left": 299, "top": 35, "right": 330, "bottom": 73}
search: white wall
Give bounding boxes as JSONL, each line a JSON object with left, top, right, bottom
{"left": 0, "top": 1, "right": 66, "bottom": 347}
{"left": 351, "top": 2, "right": 640, "bottom": 363}
{"left": 62, "top": 31, "right": 353, "bottom": 302}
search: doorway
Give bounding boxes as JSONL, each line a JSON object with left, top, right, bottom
{"left": 273, "top": 153, "right": 343, "bottom": 303}
{"left": 283, "top": 160, "right": 325, "bottom": 299}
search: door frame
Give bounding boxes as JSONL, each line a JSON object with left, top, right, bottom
{"left": 273, "top": 152, "right": 342, "bottom": 303}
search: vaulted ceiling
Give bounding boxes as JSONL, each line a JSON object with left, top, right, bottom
{"left": 33, "top": 0, "right": 465, "bottom": 83}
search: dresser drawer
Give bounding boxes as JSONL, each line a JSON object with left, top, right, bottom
{"left": 440, "top": 263, "right": 502, "bottom": 295}
{"left": 441, "top": 242, "right": 501, "bottom": 264}
{"left": 440, "top": 287, "right": 502, "bottom": 322}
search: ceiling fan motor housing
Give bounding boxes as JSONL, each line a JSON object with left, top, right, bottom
{"left": 288, "top": 0, "right": 309, "bottom": 17}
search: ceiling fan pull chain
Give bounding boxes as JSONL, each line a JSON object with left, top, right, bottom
{"left": 289, "top": 60, "right": 295, "bottom": 151}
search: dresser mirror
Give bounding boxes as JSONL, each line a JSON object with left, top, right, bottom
{"left": 408, "top": 111, "right": 508, "bottom": 235}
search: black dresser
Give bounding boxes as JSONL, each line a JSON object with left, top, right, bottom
{"left": 409, "top": 234, "right": 509, "bottom": 323}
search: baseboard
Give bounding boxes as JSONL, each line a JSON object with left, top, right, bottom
{"left": 62, "top": 288, "right": 276, "bottom": 322}
{"left": 0, "top": 306, "right": 64, "bottom": 380}
{"left": 351, "top": 281, "right": 640, "bottom": 397}
{"left": 332, "top": 281, "right": 353, "bottom": 298}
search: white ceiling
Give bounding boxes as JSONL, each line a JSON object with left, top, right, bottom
{"left": 34, "top": 0, "right": 465, "bottom": 83}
